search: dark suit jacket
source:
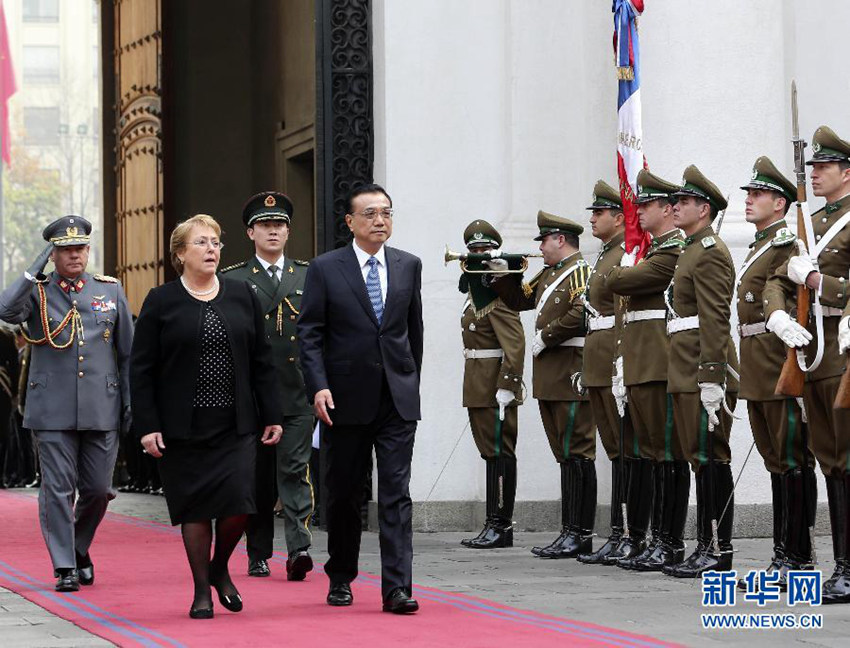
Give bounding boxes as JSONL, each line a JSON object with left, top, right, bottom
{"left": 130, "top": 278, "right": 282, "bottom": 440}
{"left": 297, "top": 244, "right": 423, "bottom": 425}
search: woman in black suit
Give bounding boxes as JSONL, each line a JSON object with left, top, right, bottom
{"left": 131, "top": 214, "right": 283, "bottom": 619}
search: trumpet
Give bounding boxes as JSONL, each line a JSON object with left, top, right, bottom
{"left": 443, "top": 245, "right": 542, "bottom": 274}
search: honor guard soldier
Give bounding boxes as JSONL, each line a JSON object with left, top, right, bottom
{"left": 488, "top": 211, "right": 595, "bottom": 559}
{"left": 571, "top": 181, "right": 633, "bottom": 565}
{"left": 457, "top": 220, "right": 525, "bottom": 549}
{"left": 765, "top": 126, "right": 850, "bottom": 604}
{"left": 605, "top": 170, "right": 689, "bottom": 572}
{"left": 737, "top": 157, "right": 814, "bottom": 588}
{"left": 0, "top": 216, "right": 133, "bottom": 592}
{"left": 661, "top": 166, "right": 739, "bottom": 578}
{"left": 221, "top": 192, "right": 315, "bottom": 582}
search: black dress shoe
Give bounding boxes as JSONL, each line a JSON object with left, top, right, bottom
{"left": 286, "top": 550, "right": 313, "bottom": 582}
{"left": 76, "top": 553, "right": 94, "bottom": 586}
{"left": 663, "top": 548, "right": 732, "bottom": 578}
{"left": 327, "top": 582, "right": 353, "bottom": 606}
{"left": 531, "top": 530, "right": 569, "bottom": 556}
{"left": 383, "top": 588, "right": 419, "bottom": 614}
{"left": 189, "top": 606, "right": 214, "bottom": 619}
{"left": 248, "top": 558, "right": 271, "bottom": 577}
{"left": 577, "top": 534, "right": 621, "bottom": 564}
{"left": 55, "top": 569, "right": 80, "bottom": 592}
{"left": 210, "top": 568, "right": 243, "bottom": 612}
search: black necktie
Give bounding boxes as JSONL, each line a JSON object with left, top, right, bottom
{"left": 268, "top": 264, "right": 280, "bottom": 288}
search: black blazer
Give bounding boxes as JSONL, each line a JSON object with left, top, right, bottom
{"left": 130, "top": 278, "right": 282, "bottom": 440}
{"left": 297, "top": 244, "right": 424, "bottom": 425}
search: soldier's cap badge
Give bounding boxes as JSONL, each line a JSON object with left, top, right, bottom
{"left": 264, "top": 195, "right": 276, "bottom": 207}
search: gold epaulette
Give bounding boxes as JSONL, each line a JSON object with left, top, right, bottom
{"left": 293, "top": 259, "right": 309, "bottom": 266}
{"left": 93, "top": 274, "right": 119, "bottom": 283}
{"left": 219, "top": 260, "right": 248, "bottom": 273}
{"left": 523, "top": 268, "right": 545, "bottom": 297}
{"left": 568, "top": 262, "right": 590, "bottom": 301}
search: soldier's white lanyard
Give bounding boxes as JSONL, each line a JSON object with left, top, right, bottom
{"left": 734, "top": 240, "right": 774, "bottom": 289}
{"left": 534, "top": 263, "right": 578, "bottom": 328}
{"left": 795, "top": 201, "right": 828, "bottom": 374}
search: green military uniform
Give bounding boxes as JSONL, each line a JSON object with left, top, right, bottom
{"left": 763, "top": 126, "right": 850, "bottom": 603}
{"left": 604, "top": 170, "right": 690, "bottom": 572}
{"left": 737, "top": 157, "right": 815, "bottom": 583}
{"left": 573, "top": 181, "right": 635, "bottom": 565}
{"left": 662, "top": 166, "right": 740, "bottom": 578}
{"left": 221, "top": 191, "right": 315, "bottom": 580}
{"left": 491, "top": 210, "right": 595, "bottom": 559}
{"left": 457, "top": 219, "right": 525, "bottom": 549}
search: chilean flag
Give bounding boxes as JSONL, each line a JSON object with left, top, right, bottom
{"left": 613, "top": 0, "right": 650, "bottom": 258}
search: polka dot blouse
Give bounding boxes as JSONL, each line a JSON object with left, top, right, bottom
{"left": 193, "top": 305, "right": 235, "bottom": 408}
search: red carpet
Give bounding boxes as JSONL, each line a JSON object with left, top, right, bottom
{"left": 0, "top": 491, "right": 674, "bottom": 647}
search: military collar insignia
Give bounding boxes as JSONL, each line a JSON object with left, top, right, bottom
{"left": 753, "top": 220, "right": 787, "bottom": 244}
{"left": 288, "top": 266, "right": 294, "bottom": 274}
{"left": 58, "top": 277, "right": 86, "bottom": 293}
{"left": 252, "top": 267, "right": 260, "bottom": 273}
{"left": 826, "top": 200, "right": 843, "bottom": 214}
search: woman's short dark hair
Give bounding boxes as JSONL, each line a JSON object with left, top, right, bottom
{"left": 346, "top": 183, "right": 393, "bottom": 214}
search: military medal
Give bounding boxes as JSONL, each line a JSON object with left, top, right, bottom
{"left": 745, "top": 292, "right": 755, "bottom": 303}
{"left": 468, "top": 322, "right": 476, "bottom": 331}
{"left": 103, "top": 328, "right": 111, "bottom": 342}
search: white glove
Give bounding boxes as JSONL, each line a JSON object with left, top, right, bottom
{"left": 839, "top": 316, "right": 850, "bottom": 355}
{"left": 483, "top": 258, "right": 509, "bottom": 273}
{"left": 532, "top": 331, "right": 545, "bottom": 357}
{"left": 787, "top": 255, "right": 817, "bottom": 286}
{"left": 571, "top": 372, "right": 584, "bottom": 395}
{"left": 766, "top": 310, "right": 813, "bottom": 348}
{"left": 495, "top": 388, "right": 514, "bottom": 421}
{"left": 698, "top": 382, "right": 724, "bottom": 432}
{"left": 620, "top": 250, "right": 636, "bottom": 268}
{"left": 612, "top": 356, "right": 627, "bottom": 417}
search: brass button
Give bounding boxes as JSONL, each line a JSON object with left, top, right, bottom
{"left": 78, "top": 371, "right": 84, "bottom": 378}
{"left": 79, "top": 341, "right": 85, "bottom": 346}
{"left": 290, "top": 336, "right": 296, "bottom": 341}
{"left": 79, "top": 356, "right": 84, "bottom": 362}
{"left": 72, "top": 300, "right": 78, "bottom": 306}
{"left": 290, "top": 315, "right": 296, "bottom": 321}
{"left": 288, "top": 357, "right": 295, "bottom": 363}
{"left": 265, "top": 314, "right": 270, "bottom": 320}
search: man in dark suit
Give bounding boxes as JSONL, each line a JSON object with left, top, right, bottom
{"left": 297, "top": 183, "right": 423, "bottom": 614}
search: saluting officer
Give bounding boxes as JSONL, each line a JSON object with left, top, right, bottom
{"left": 488, "top": 211, "right": 595, "bottom": 559}
{"left": 572, "top": 181, "right": 632, "bottom": 565}
{"left": 737, "top": 157, "right": 814, "bottom": 588}
{"left": 661, "top": 166, "right": 739, "bottom": 578}
{"left": 457, "top": 220, "right": 525, "bottom": 549}
{"left": 221, "top": 192, "right": 315, "bottom": 582}
{"left": 605, "top": 170, "right": 689, "bottom": 572}
{"left": 765, "top": 126, "right": 850, "bottom": 604}
{"left": 0, "top": 216, "right": 133, "bottom": 592}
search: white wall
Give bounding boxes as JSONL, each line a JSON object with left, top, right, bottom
{"left": 373, "top": 0, "right": 850, "bottom": 506}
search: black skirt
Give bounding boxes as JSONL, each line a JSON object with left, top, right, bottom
{"left": 158, "top": 407, "right": 257, "bottom": 525}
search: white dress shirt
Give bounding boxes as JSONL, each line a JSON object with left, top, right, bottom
{"left": 352, "top": 242, "right": 387, "bottom": 305}
{"left": 256, "top": 254, "right": 285, "bottom": 282}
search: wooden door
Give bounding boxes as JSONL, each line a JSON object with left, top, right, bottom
{"left": 113, "top": 0, "right": 163, "bottom": 313}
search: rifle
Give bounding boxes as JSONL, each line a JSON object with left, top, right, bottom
{"left": 775, "top": 81, "right": 815, "bottom": 396}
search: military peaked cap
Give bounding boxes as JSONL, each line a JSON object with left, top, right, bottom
{"left": 807, "top": 125, "right": 850, "bottom": 166}
{"left": 242, "top": 191, "right": 294, "bottom": 227}
{"left": 635, "top": 169, "right": 681, "bottom": 204}
{"left": 464, "top": 219, "right": 502, "bottom": 249}
{"left": 43, "top": 215, "right": 92, "bottom": 247}
{"left": 740, "top": 156, "right": 796, "bottom": 202}
{"left": 672, "top": 165, "right": 728, "bottom": 212}
{"left": 533, "top": 210, "right": 584, "bottom": 241}
{"left": 585, "top": 180, "right": 623, "bottom": 211}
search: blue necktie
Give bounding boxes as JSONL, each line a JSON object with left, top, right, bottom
{"left": 366, "top": 256, "right": 384, "bottom": 324}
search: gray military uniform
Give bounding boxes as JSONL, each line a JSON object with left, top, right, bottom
{"left": 0, "top": 271, "right": 133, "bottom": 572}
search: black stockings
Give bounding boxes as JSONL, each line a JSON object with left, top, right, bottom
{"left": 181, "top": 514, "right": 248, "bottom": 609}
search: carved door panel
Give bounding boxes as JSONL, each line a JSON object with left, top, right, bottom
{"left": 113, "top": 0, "right": 163, "bottom": 313}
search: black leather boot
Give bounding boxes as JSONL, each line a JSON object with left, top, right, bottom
{"left": 665, "top": 463, "right": 733, "bottom": 577}
{"left": 783, "top": 468, "right": 815, "bottom": 570}
{"left": 462, "top": 459, "right": 496, "bottom": 547}
{"left": 616, "top": 459, "right": 658, "bottom": 569}
{"left": 605, "top": 458, "right": 650, "bottom": 565}
{"left": 578, "top": 460, "right": 623, "bottom": 564}
{"left": 466, "top": 457, "right": 516, "bottom": 549}
{"left": 540, "top": 459, "right": 594, "bottom": 558}
{"left": 739, "top": 471, "right": 787, "bottom": 590}
{"left": 823, "top": 474, "right": 850, "bottom": 604}
{"left": 532, "top": 462, "right": 572, "bottom": 557}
